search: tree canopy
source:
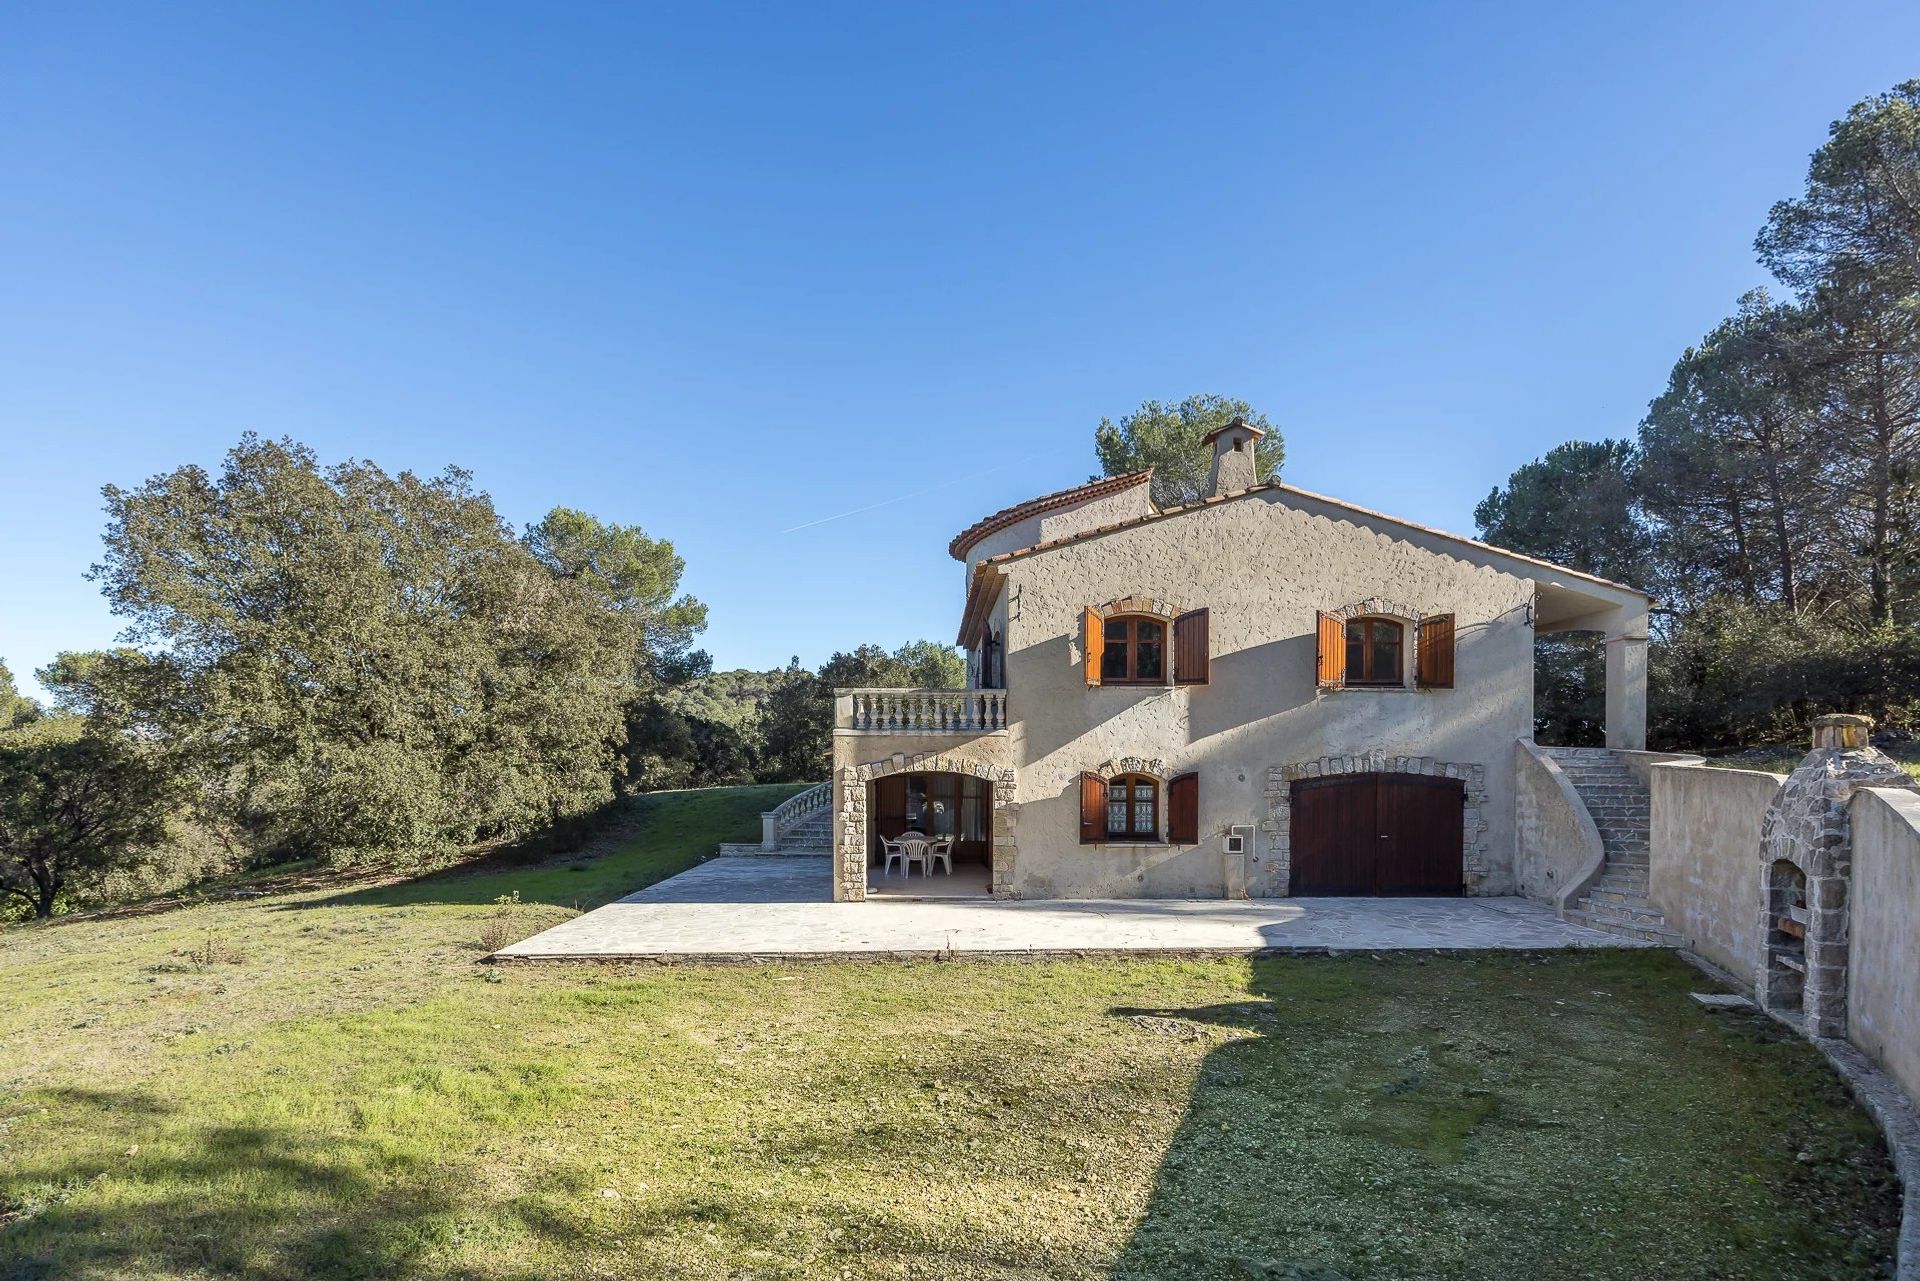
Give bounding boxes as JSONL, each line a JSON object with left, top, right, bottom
{"left": 0, "top": 659, "right": 40, "bottom": 730}
{"left": 0, "top": 717, "right": 176, "bottom": 918}
{"left": 83, "top": 435, "right": 704, "bottom": 865}
{"left": 1481, "top": 80, "right": 1920, "bottom": 747}
{"left": 1094, "top": 394, "right": 1284, "bottom": 507}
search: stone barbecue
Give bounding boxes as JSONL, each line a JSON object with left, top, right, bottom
{"left": 1756, "top": 714, "right": 1920, "bottom": 1038}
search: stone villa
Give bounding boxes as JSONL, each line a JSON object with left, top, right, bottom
{"left": 789, "top": 419, "right": 1656, "bottom": 911}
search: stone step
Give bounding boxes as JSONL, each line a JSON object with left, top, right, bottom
{"left": 1586, "top": 886, "right": 1656, "bottom": 909}
{"left": 1575, "top": 893, "right": 1667, "bottom": 921}
{"left": 1564, "top": 910, "right": 1678, "bottom": 945}
{"left": 1594, "top": 869, "right": 1649, "bottom": 890}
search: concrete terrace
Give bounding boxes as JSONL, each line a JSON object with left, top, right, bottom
{"left": 491, "top": 856, "right": 1646, "bottom": 963}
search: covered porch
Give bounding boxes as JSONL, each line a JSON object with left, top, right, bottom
{"left": 1532, "top": 580, "right": 1649, "bottom": 750}
{"left": 831, "top": 688, "right": 1014, "bottom": 903}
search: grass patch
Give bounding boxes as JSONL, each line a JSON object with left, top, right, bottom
{"left": 1701, "top": 740, "right": 1920, "bottom": 780}
{"left": 0, "top": 788, "right": 1903, "bottom": 1279}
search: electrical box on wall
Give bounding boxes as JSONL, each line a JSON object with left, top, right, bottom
{"left": 1224, "top": 825, "right": 1252, "bottom": 856}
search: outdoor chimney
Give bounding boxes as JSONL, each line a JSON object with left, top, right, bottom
{"left": 1202, "top": 416, "right": 1264, "bottom": 499}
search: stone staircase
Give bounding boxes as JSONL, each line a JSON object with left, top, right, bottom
{"left": 1542, "top": 747, "right": 1677, "bottom": 944}
{"left": 776, "top": 807, "right": 832, "bottom": 853}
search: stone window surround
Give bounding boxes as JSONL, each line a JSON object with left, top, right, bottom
{"left": 1261, "top": 752, "right": 1491, "bottom": 895}
{"left": 1085, "top": 757, "right": 1176, "bottom": 846}
{"left": 1082, "top": 598, "right": 1192, "bottom": 689}
{"left": 1093, "top": 596, "right": 1182, "bottom": 622}
{"left": 1322, "top": 597, "right": 1429, "bottom": 692}
{"left": 834, "top": 752, "right": 1018, "bottom": 902}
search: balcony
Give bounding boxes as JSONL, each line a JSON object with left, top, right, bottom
{"left": 836, "top": 688, "right": 1008, "bottom": 734}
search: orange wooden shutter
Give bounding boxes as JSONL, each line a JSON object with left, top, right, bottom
{"left": 1315, "top": 611, "right": 1346, "bottom": 688}
{"left": 1079, "top": 772, "right": 1106, "bottom": 843}
{"left": 1417, "top": 613, "right": 1456, "bottom": 689}
{"left": 1173, "top": 608, "right": 1210, "bottom": 685}
{"left": 1167, "top": 772, "right": 1199, "bottom": 844}
{"left": 1083, "top": 607, "right": 1104, "bottom": 686}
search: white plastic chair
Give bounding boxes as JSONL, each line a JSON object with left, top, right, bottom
{"left": 926, "top": 838, "right": 953, "bottom": 876}
{"left": 881, "top": 838, "right": 907, "bottom": 876}
{"left": 898, "top": 837, "right": 931, "bottom": 877}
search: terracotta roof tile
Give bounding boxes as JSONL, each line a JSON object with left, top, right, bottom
{"left": 976, "top": 480, "right": 1650, "bottom": 599}
{"left": 946, "top": 469, "right": 1153, "bottom": 562}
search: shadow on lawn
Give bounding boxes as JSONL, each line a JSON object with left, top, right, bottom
{"left": 1100, "top": 951, "right": 1902, "bottom": 1281}
{"left": 0, "top": 1087, "right": 584, "bottom": 1279}
{"left": 1103, "top": 980, "right": 1355, "bottom": 1281}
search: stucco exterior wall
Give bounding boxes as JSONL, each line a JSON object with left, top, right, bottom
{"left": 960, "top": 484, "right": 1156, "bottom": 582}
{"left": 1848, "top": 786, "right": 1920, "bottom": 1103}
{"left": 997, "top": 491, "right": 1536, "bottom": 899}
{"left": 1514, "top": 741, "right": 1605, "bottom": 908}
{"left": 1645, "top": 763, "right": 1783, "bottom": 978}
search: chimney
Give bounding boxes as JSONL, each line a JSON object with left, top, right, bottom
{"left": 1202, "top": 416, "right": 1264, "bottom": 498}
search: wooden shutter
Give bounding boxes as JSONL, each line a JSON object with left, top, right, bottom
{"left": 1079, "top": 772, "right": 1106, "bottom": 844}
{"left": 1417, "top": 613, "right": 1455, "bottom": 689}
{"left": 1315, "top": 611, "right": 1346, "bottom": 688}
{"left": 1082, "top": 607, "right": 1104, "bottom": 686}
{"left": 1167, "top": 772, "right": 1199, "bottom": 844}
{"left": 1173, "top": 608, "right": 1210, "bottom": 685}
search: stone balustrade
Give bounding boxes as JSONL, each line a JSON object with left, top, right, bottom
{"left": 760, "top": 780, "right": 830, "bottom": 850}
{"left": 836, "top": 688, "right": 1008, "bottom": 734}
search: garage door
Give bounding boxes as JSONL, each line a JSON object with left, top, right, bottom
{"left": 1289, "top": 773, "right": 1463, "bottom": 896}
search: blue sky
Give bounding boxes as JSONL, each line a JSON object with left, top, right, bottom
{"left": 4, "top": 4, "right": 1917, "bottom": 696}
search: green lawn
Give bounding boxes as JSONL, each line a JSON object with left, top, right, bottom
{"left": 0, "top": 787, "right": 1902, "bottom": 1280}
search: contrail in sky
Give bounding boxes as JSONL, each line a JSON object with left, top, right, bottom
{"left": 780, "top": 452, "right": 1053, "bottom": 535}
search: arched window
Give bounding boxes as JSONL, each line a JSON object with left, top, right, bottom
{"left": 1101, "top": 616, "right": 1165, "bottom": 684}
{"left": 1105, "top": 773, "right": 1159, "bottom": 840}
{"left": 1344, "top": 617, "right": 1404, "bottom": 686}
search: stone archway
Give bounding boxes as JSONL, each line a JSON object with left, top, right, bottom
{"left": 1261, "top": 752, "right": 1490, "bottom": 896}
{"left": 835, "top": 753, "right": 1018, "bottom": 902}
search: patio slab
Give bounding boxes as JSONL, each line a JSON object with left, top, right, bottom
{"left": 491, "top": 857, "right": 1650, "bottom": 962}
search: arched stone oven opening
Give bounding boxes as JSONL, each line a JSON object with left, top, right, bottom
{"left": 1764, "top": 859, "right": 1809, "bottom": 1013}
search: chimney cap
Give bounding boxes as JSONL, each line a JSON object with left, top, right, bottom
{"left": 1201, "top": 415, "right": 1265, "bottom": 447}
{"left": 1812, "top": 713, "right": 1873, "bottom": 750}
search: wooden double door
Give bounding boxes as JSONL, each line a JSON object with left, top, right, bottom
{"left": 1289, "top": 773, "right": 1463, "bottom": 896}
{"left": 871, "top": 772, "right": 991, "bottom": 863}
